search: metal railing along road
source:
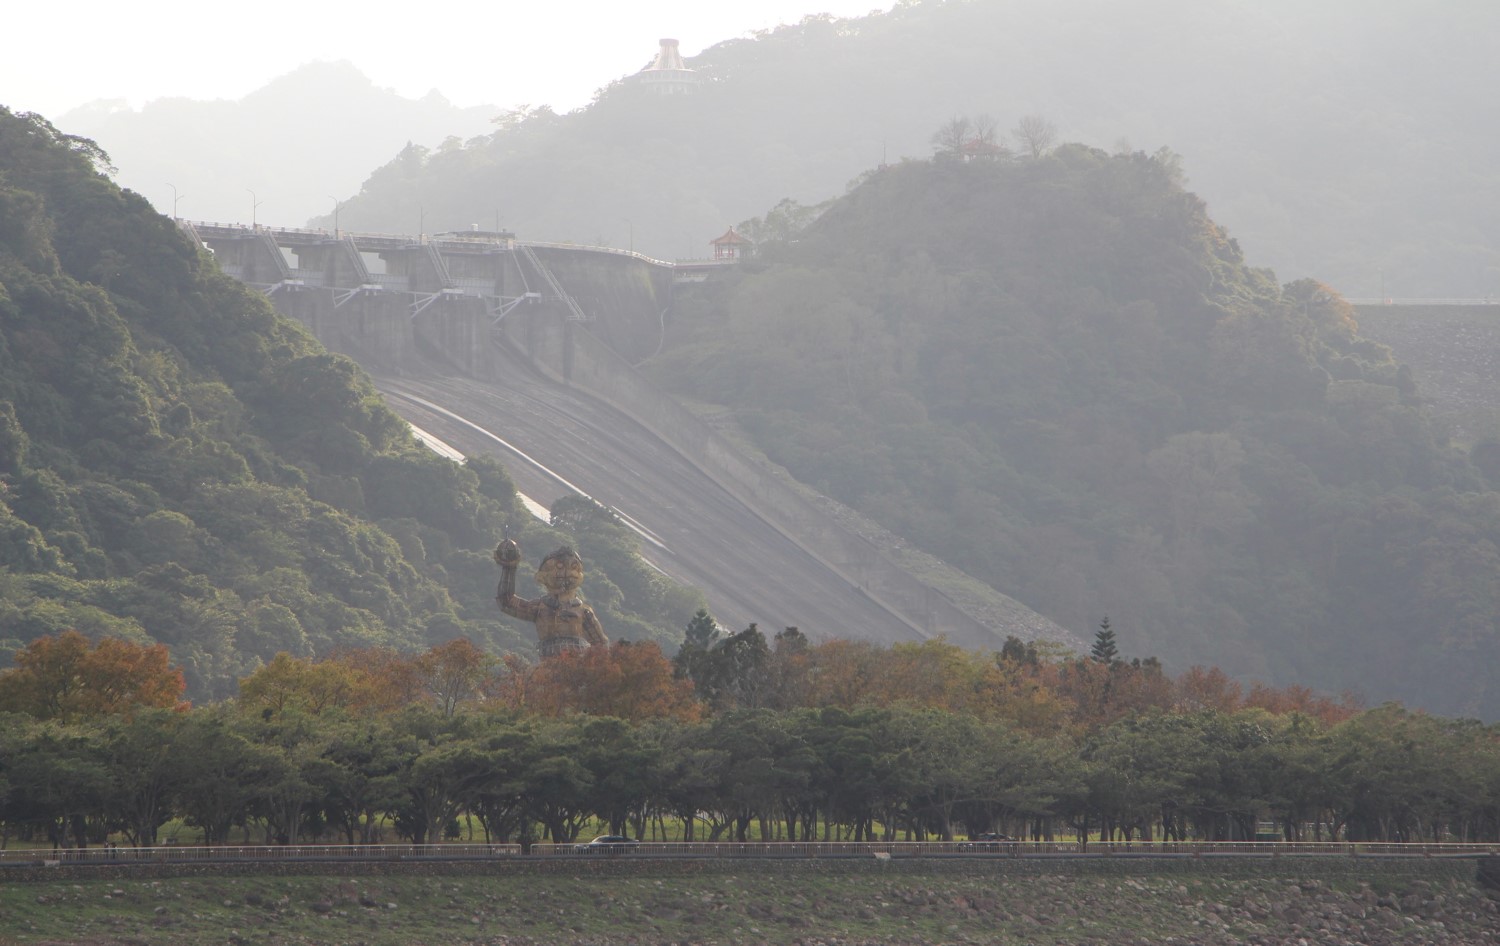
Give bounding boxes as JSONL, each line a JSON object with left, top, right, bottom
{"left": 3, "top": 839, "right": 1496, "bottom": 868}
{"left": 533, "top": 839, "right": 1500, "bottom": 858}
{"left": 0, "top": 843, "right": 520, "bottom": 866}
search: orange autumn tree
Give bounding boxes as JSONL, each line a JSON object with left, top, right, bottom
{"left": 499, "top": 641, "right": 702, "bottom": 722}
{"left": 1244, "top": 682, "right": 1361, "bottom": 726}
{"left": 865, "top": 639, "right": 987, "bottom": 714}
{"left": 1173, "top": 665, "right": 1244, "bottom": 714}
{"left": 324, "top": 646, "right": 429, "bottom": 712}
{"left": 0, "top": 630, "right": 187, "bottom": 720}
{"left": 799, "top": 638, "right": 887, "bottom": 709}
{"left": 415, "top": 638, "right": 497, "bottom": 717}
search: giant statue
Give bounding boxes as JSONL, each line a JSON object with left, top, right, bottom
{"left": 494, "top": 538, "right": 608, "bottom": 657}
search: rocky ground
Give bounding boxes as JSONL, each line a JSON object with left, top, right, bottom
{"left": 1, "top": 856, "right": 1495, "bottom": 945}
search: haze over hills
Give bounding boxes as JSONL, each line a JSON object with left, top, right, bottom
{"left": 319, "top": 0, "right": 1497, "bottom": 298}
{"left": 55, "top": 2, "right": 1497, "bottom": 296}
{"left": 58, "top": 60, "right": 499, "bottom": 228}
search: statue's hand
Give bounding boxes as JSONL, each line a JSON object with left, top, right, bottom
{"left": 494, "top": 538, "right": 521, "bottom": 566}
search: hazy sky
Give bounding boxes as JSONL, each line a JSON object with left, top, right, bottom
{"left": 6, "top": 0, "right": 890, "bottom": 119}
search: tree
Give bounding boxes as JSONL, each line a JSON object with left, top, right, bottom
{"left": 101, "top": 708, "right": 184, "bottom": 846}
{"left": 0, "top": 716, "right": 111, "bottom": 848}
{"left": 707, "top": 624, "right": 772, "bottom": 710}
{"left": 328, "top": 647, "right": 428, "bottom": 712}
{"left": 684, "top": 608, "right": 719, "bottom": 650}
{"left": 390, "top": 710, "right": 488, "bottom": 845}
{"left": 517, "top": 719, "right": 593, "bottom": 843}
{"left": 736, "top": 197, "right": 830, "bottom": 247}
{"left": 524, "top": 641, "right": 702, "bottom": 722}
{"left": 930, "top": 116, "right": 972, "bottom": 158}
{"left": 171, "top": 707, "right": 274, "bottom": 845}
{"left": 0, "top": 631, "right": 187, "bottom": 720}
{"left": 415, "top": 638, "right": 495, "bottom": 717}
{"left": 237, "top": 652, "right": 369, "bottom": 717}
{"left": 1090, "top": 617, "right": 1119, "bottom": 665}
{"left": 243, "top": 710, "right": 328, "bottom": 844}
{"left": 314, "top": 714, "right": 406, "bottom": 844}
{"left": 1012, "top": 114, "right": 1058, "bottom": 158}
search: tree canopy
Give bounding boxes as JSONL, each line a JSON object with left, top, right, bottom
{"left": 646, "top": 149, "right": 1500, "bottom": 718}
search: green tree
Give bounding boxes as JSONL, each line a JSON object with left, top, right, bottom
{"left": 1090, "top": 617, "right": 1119, "bottom": 665}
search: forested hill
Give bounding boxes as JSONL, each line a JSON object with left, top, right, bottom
{"left": 325, "top": 0, "right": 1498, "bottom": 297}
{"left": 646, "top": 148, "right": 1500, "bottom": 718}
{"left": 0, "top": 108, "right": 702, "bottom": 699}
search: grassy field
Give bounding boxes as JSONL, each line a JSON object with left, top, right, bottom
{"left": 0, "top": 856, "right": 1495, "bottom": 945}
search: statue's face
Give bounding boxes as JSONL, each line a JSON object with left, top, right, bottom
{"left": 536, "top": 554, "right": 584, "bottom": 597}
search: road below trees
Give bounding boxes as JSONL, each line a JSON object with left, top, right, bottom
{"left": 375, "top": 356, "right": 926, "bottom": 645}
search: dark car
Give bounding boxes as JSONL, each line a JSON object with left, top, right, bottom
{"left": 573, "top": 835, "right": 639, "bottom": 854}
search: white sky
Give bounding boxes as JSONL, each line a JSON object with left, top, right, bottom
{"left": 4, "top": 0, "right": 890, "bottom": 119}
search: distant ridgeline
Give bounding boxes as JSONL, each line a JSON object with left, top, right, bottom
{"left": 1351, "top": 302, "right": 1500, "bottom": 452}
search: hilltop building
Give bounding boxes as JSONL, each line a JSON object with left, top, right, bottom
{"left": 674, "top": 226, "right": 754, "bottom": 282}
{"left": 710, "top": 226, "right": 752, "bottom": 261}
{"left": 638, "top": 38, "right": 700, "bottom": 95}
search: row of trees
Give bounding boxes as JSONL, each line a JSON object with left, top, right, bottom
{"left": 0, "top": 624, "right": 1359, "bottom": 733}
{"left": 3, "top": 627, "right": 1494, "bottom": 849}
{"left": 3, "top": 694, "right": 1496, "bottom": 851}
{"left": 929, "top": 113, "right": 1059, "bottom": 160}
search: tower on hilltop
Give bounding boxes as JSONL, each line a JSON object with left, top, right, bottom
{"left": 638, "top": 38, "right": 700, "bottom": 95}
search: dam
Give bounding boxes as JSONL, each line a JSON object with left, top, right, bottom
{"left": 188, "top": 220, "right": 1076, "bottom": 652}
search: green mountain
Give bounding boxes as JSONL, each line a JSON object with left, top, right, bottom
{"left": 645, "top": 148, "right": 1500, "bottom": 718}
{"left": 324, "top": 0, "right": 1499, "bottom": 298}
{"left": 0, "top": 108, "right": 699, "bottom": 699}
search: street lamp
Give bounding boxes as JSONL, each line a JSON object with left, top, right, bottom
{"left": 167, "top": 183, "right": 184, "bottom": 220}
{"left": 247, "top": 188, "right": 263, "bottom": 228}
{"left": 329, "top": 196, "right": 342, "bottom": 238}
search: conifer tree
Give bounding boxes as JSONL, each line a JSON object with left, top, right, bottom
{"left": 1091, "top": 617, "right": 1120, "bottom": 665}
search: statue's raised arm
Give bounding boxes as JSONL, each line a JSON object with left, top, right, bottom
{"left": 495, "top": 539, "right": 608, "bottom": 657}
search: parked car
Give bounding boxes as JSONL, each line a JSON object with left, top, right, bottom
{"left": 572, "top": 835, "right": 639, "bottom": 854}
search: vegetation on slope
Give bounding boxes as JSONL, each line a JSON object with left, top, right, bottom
{"left": 0, "top": 108, "right": 701, "bottom": 698}
{"left": 646, "top": 148, "right": 1500, "bottom": 717}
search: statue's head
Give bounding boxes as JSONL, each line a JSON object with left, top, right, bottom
{"left": 536, "top": 546, "right": 585, "bottom": 598}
